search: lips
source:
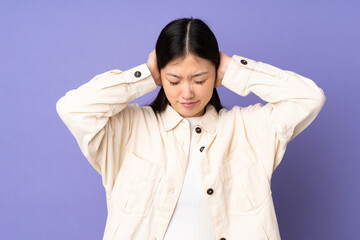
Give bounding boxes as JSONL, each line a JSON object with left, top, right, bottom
{"left": 181, "top": 101, "right": 198, "bottom": 108}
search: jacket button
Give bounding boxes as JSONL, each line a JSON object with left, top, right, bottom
{"left": 220, "top": 238, "right": 226, "bottom": 240}
{"left": 240, "top": 59, "right": 247, "bottom": 65}
{"left": 134, "top": 71, "right": 141, "bottom": 78}
{"left": 200, "top": 146, "right": 205, "bottom": 152}
{"left": 207, "top": 188, "right": 214, "bottom": 195}
{"left": 195, "top": 127, "right": 201, "bottom": 133}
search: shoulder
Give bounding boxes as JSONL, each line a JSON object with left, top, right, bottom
{"left": 122, "top": 103, "right": 156, "bottom": 115}
{"left": 118, "top": 103, "right": 159, "bottom": 125}
{"left": 219, "top": 103, "right": 267, "bottom": 119}
{"left": 218, "top": 103, "right": 271, "bottom": 144}
{"left": 108, "top": 103, "right": 157, "bottom": 126}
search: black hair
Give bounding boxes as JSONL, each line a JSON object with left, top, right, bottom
{"left": 148, "top": 17, "right": 223, "bottom": 113}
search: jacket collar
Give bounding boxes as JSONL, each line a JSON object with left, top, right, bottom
{"left": 160, "top": 103, "right": 219, "bottom": 133}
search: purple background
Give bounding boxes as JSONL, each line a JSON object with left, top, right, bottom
{"left": 1, "top": 1, "right": 358, "bottom": 239}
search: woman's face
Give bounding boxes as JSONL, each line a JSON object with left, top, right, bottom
{"left": 160, "top": 53, "right": 216, "bottom": 118}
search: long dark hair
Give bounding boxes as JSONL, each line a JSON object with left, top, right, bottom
{"left": 149, "top": 17, "right": 223, "bottom": 113}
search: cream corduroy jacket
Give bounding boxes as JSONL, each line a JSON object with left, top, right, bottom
{"left": 56, "top": 54, "right": 326, "bottom": 240}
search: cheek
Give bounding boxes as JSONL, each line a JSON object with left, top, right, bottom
{"left": 198, "top": 84, "right": 214, "bottom": 99}
{"left": 163, "top": 85, "right": 178, "bottom": 101}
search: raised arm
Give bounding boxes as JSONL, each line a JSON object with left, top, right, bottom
{"left": 56, "top": 63, "right": 157, "bottom": 178}
{"left": 220, "top": 54, "right": 326, "bottom": 174}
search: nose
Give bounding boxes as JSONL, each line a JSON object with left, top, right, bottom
{"left": 182, "top": 81, "right": 194, "bottom": 100}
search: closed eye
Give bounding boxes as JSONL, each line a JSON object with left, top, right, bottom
{"left": 169, "top": 81, "right": 180, "bottom": 86}
{"left": 168, "top": 80, "right": 206, "bottom": 86}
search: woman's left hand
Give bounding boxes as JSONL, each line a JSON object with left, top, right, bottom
{"left": 215, "top": 51, "right": 231, "bottom": 88}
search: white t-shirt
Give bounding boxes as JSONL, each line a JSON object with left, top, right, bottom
{"left": 164, "top": 116, "right": 216, "bottom": 240}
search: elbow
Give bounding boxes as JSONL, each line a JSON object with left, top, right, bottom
{"left": 56, "top": 96, "right": 69, "bottom": 122}
{"left": 56, "top": 97, "right": 63, "bottom": 117}
{"left": 309, "top": 87, "right": 326, "bottom": 117}
{"left": 316, "top": 87, "right": 326, "bottom": 112}
{"left": 56, "top": 97, "right": 64, "bottom": 116}
{"left": 302, "top": 86, "right": 327, "bottom": 118}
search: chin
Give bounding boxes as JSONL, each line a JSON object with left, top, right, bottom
{"left": 183, "top": 109, "right": 204, "bottom": 118}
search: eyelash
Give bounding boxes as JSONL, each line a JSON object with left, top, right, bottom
{"left": 169, "top": 81, "right": 205, "bottom": 86}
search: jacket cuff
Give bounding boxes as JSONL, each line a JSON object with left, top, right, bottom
{"left": 97, "top": 63, "right": 157, "bottom": 94}
{"left": 221, "top": 54, "right": 258, "bottom": 96}
{"left": 121, "top": 63, "right": 154, "bottom": 83}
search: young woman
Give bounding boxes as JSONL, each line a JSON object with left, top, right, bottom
{"left": 56, "top": 17, "right": 326, "bottom": 240}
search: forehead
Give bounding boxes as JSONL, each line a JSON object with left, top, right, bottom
{"left": 165, "top": 54, "right": 213, "bottom": 71}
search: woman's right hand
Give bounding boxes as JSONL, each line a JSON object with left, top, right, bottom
{"left": 147, "top": 49, "right": 161, "bottom": 86}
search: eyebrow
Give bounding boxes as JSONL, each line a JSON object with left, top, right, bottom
{"left": 166, "top": 71, "right": 208, "bottom": 78}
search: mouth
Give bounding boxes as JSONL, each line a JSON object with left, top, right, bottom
{"left": 180, "top": 101, "right": 198, "bottom": 108}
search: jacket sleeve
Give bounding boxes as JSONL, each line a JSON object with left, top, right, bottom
{"left": 221, "top": 54, "right": 326, "bottom": 174}
{"left": 56, "top": 63, "right": 157, "bottom": 180}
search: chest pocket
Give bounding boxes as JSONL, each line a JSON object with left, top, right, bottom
{"left": 111, "top": 151, "right": 162, "bottom": 217}
{"left": 221, "top": 149, "right": 271, "bottom": 215}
